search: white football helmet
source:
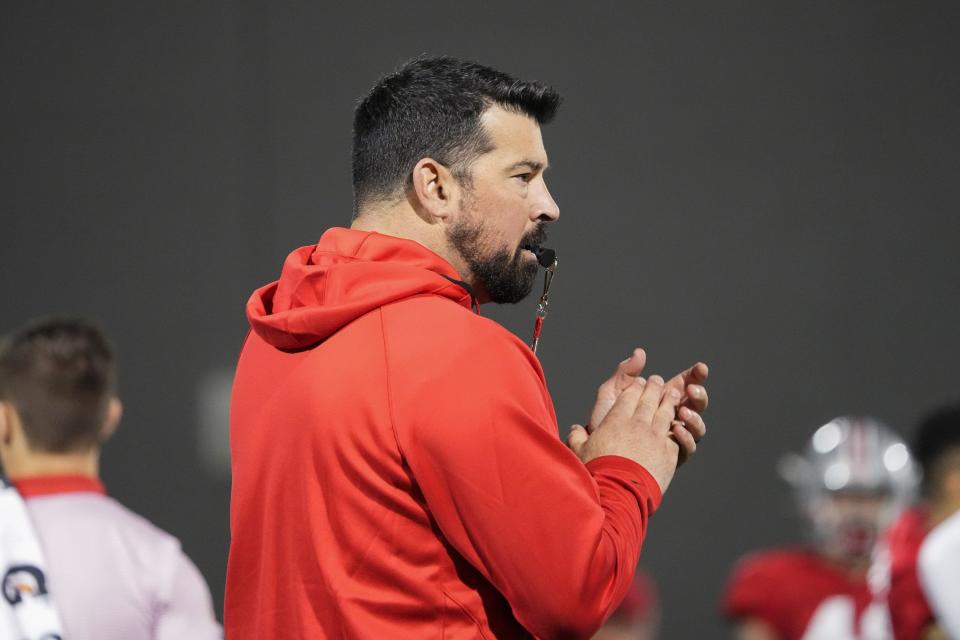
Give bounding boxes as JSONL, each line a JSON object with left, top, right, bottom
{"left": 778, "top": 417, "right": 919, "bottom": 561}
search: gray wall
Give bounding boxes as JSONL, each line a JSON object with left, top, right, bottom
{"left": 3, "top": 2, "right": 959, "bottom": 637}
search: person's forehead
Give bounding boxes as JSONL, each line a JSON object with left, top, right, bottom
{"left": 479, "top": 105, "right": 548, "bottom": 165}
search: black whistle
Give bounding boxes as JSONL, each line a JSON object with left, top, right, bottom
{"left": 528, "top": 246, "right": 557, "bottom": 268}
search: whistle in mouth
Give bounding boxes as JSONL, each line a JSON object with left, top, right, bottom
{"left": 527, "top": 245, "right": 557, "bottom": 269}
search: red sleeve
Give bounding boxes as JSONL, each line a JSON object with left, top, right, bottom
{"left": 886, "top": 510, "right": 936, "bottom": 640}
{"left": 392, "top": 329, "right": 662, "bottom": 640}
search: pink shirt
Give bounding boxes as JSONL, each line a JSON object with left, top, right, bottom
{"left": 13, "top": 475, "right": 222, "bottom": 640}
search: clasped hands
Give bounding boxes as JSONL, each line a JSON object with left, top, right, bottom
{"left": 567, "top": 348, "right": 709, "bottom": 493}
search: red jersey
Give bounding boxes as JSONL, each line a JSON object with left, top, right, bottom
{"left": 225, "top": 228, "right": 663, "bottom": 639}
{"left": 874, "top": 508, "right": 935, "bottom": 640}
{"left": 722, "top": 547, "right": 890, "bottom": 639}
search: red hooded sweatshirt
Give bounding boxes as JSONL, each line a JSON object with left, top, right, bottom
{"left": 225, "top": 228, "right": 662, "bottom": 639}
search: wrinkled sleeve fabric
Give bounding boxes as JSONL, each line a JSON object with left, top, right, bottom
{"left": 155, "top": 548, "right": 223, "bottom": 640}
{"left": 918, "top": 510, "right": 960, "bottom": 639}
{"left": 389, "top": 326, "right": 662, "bottom": 640}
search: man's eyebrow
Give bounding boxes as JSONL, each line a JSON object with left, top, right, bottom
{"left": 505, "top": 159, "right": 547, "bottom": 173}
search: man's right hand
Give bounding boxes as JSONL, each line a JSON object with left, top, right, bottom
{"left": 585, "top": 348, "right": 649, "bottom": 433}
{"left": 567, "top": 374, "right": 684, "bottom": 494}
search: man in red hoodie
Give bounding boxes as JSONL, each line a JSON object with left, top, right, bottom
{"left": 226, "top": 56, "right": 710, "bottom": 639}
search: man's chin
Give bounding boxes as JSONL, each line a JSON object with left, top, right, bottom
{"left": 487, "top": 264, "right": 539, "bottom": 304}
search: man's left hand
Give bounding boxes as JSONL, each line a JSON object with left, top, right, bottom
{"left": 665, "top": 362, "right": 708, "bottom": 464}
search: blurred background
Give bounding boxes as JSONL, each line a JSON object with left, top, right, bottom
{"left": 2, "top": 2, "right": 959, "bottom": 636}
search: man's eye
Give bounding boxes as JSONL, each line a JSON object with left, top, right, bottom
{"left": 513, "top": 173, "right": 533, "bottom": 183}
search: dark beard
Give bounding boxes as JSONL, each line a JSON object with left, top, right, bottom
{"left": 448, "top": 217, "right": 545, "bottom": 304}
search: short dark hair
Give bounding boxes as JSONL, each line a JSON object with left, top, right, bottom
{"left": 912, "top": 404, "right": 960, "bottom": 496}
{"left": 352, "top": 55, "right": 561, "bottom": 212}
{"left": 0, "top": 317, "right": 115, "bottom": 453}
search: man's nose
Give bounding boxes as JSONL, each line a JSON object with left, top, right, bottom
{"left": 534, "top": 183, "right": 560, "bottom": 222}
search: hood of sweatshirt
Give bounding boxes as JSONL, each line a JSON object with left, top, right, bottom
{"left": 247, "top": 228, "right": 475, "bottom": 350}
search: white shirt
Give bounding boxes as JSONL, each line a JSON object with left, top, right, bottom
{"left": 15, "top": 476, "right": 221, "bottom": 640}
{"left": 918, "top": 508, "right": 960, "bottom": 639}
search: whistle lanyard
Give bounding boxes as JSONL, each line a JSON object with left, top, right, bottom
{"left": 530, "top": 258, "right": 557, "bottom": 354}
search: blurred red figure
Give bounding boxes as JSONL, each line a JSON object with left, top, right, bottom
{"left": 874, "top": 507, "right": 933, "bottom": 640}
{"left": 871, "top": 405, "right": 960, "bottom": 640}
{"left": 593, "top": 568, "right": 660, "bottom": 640}
{"left": 722, "top": 417, "right": 917, "bottom": 640}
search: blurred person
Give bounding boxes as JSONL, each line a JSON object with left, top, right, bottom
{"left": 593, "top": 567, "right": 660, "bottom": 640}
{"left": 874, "top": 404, "right": 960, "bottom": 639}
{"left": 0, "top": 317, "right": 221, "bottom": 640}
{"left": 722, "top": 417, "right": 918, "bottom": 640}
{"left": 226, "top": 56, "right": 710, "bottom": 639}
{"left": 918, "top": 508, "right": 960, "bottom": 638}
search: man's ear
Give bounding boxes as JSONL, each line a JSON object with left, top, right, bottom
{"left": 99, "top": 397, "right": 122, "bottom": 444}
{"left": 410, "top": 158, "right": 460, "bottom": 222}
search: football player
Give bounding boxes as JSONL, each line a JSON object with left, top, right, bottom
{"left": 0, "top": 317, "right": 221, "bottom": 638}
{"left": 722, "top": 417, "right": 917, "bottom": 640}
